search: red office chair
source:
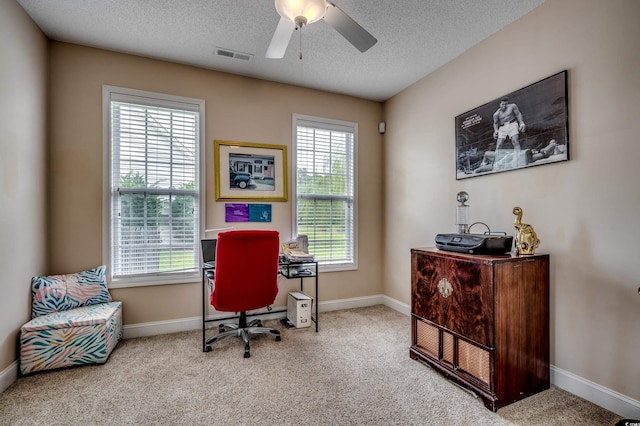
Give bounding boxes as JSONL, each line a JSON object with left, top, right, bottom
{"left": 205, "top": 230, "right": 281, "bottom": 358}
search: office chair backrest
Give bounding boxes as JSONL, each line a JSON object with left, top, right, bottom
{"left": 211, "top": 230, "right": 280, "bottom": 312}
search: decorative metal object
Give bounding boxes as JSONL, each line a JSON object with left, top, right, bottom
{"left": 437, "top": 278, "right": 453, "bottom": 298}
{"left": 512, "top": 207, "right": 540, "bottom": 255}
{"left": 456, "top": 191, "right": 470, "bottom": 234}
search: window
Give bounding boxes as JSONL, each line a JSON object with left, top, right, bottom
{"left": 293, "top": 114, "right": 357, "bottom": 270}
{"left": 103, "top": 86, "right": 205, "bottom": 287}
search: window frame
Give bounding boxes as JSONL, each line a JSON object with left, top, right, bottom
{"left": 102, "top": 86, "right": 206, "bottom": 288}
{"left": 292, "top": 114, "right": 358, "bottom": 272}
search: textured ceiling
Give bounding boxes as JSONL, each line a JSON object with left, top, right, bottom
{"left": 16, "top": 0, "right": 545, "bottom": 102}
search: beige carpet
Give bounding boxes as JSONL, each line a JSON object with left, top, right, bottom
{"left": 0, "top": 305, "right": 623, "bottom": 425}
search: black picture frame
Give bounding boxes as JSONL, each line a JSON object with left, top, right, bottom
{"left": 455, "top": 70, "right": 569, "bottom": 180}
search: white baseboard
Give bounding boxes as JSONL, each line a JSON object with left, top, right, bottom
{"left": 381, "top": 294, "right": 411, "bottom": 316}
{"left": 123, "top": 315, "right": 203, "bottom": 339}
{"left": 0, "top": 361, "right": 18, "bottom": 395}
{"left": 551, "top": 365, "right": 640, "bottom": 419}
{"left": 122, "top": 310, "right": 290, "bottom": 339}
{"left": 3, "top": 295, "right": 638, "bottom": 419}
{"left": 122, "top": 294, "right": 387, "bottom": 339}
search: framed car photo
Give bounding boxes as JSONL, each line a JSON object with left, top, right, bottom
{"left": 214, "top": 140, "right": 288, "bottom": 201}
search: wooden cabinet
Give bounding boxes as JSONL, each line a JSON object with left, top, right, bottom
{"left": 410, "top": 248, "right": 549, "bottom": 411}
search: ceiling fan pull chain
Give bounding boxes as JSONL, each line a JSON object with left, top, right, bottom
{"left": 299, "top": 25, "right": 303, "bottom": 61}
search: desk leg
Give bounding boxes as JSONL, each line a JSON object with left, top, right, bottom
{"left": 202, "top": 270, "right": 212, "bottom": 352}
{"left": 299, "top": 273, "right": 319, "bottom": 332}
{"left": 315, "top": 272, "right": 319, "bottom": 332}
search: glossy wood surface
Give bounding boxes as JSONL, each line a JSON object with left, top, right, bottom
{"left": 410, "top": 248, "right": 550, "bottom": 411}
{"left": 412, "top": 252, "right": 494, "bottom": 346}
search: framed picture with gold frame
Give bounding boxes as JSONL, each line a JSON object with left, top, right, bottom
{"left": 214, "top": 140, "right": 288, "bottom": 201}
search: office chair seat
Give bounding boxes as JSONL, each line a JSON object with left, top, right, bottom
{"left": 204, "top": 230, "right": 281, "bottom": 358}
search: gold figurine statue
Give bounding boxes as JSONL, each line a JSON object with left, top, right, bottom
{"left": 512, "top": 207, "right": 540, "bottom": 255}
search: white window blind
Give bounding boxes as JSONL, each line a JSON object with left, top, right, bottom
{"left": 105, "top": 87, "right": 203, "bottom": 284}
{"left": 294, "top": 115, "right": 357, "bottom": 268}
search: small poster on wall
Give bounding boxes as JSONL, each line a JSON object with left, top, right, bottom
{"left": 455, "top": 70, "right": 569, "bottom": 179}
{"left": 225, "top": 203, "right": 272, "bottom": 222}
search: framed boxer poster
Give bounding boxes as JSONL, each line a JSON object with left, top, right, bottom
{"left": 455, "top": 70, "right": 569, "bottom": 179}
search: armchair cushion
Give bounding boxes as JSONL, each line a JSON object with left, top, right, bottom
{"left": 31, "top": 265, "right": 112, "bottom": 318}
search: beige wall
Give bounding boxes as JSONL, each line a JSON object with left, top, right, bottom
{"left": 383, "top": 0, "right": 640, "bottom": 401}
{"left": 0, "top": 0, "right": 48, "bottom": 372}
{"left": 4, "top": 0, "right": 638, "bottom": 408}
{"left": 47, "top": 43, "right": 384, "bottom": 325}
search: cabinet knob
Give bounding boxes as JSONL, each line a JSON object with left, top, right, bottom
{"left": 438, "top": 278, "right": 453, "bottom": 298}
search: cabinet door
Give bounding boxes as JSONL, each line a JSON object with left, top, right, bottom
{"left": 445, "top": 258, "right": 494, "bottom": 347}
{"left": 411, "top": 251, "right": 445, "bottom": 325}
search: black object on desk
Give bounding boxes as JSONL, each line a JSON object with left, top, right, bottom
{"left": 200, "top": 239, "right": 217, "bottom": 268}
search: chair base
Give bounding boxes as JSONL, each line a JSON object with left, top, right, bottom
{"left": 205, "top": 312, "right": 281, "bottom": 358}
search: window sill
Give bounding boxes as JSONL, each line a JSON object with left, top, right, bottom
{"left": 109, "top": 271, "right": 200, "bottom": 289}
{"left": 318, "top": 263, "right": 358, "bottom": 273}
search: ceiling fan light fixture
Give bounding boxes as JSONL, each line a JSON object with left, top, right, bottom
{"left": 266, "top": 0, "right": 376, "bottom": 59}
{"left": 275, "top": 0, "right": 327, "bottom": 26}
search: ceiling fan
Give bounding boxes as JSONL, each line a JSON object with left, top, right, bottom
{"left": 265, "top": 0, "right": 377, "bottom": 59}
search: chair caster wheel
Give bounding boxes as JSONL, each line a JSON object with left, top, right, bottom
{"left": 244, "top": 352, "right": 251, "bottom": 358}
{"left": 275, "top": 336, "right": 281, "bottom": 342}
{"left": 204, "top": 346, "right": 212, "bottom": 352}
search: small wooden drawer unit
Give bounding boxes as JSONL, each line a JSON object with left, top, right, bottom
{"left": 410, "top": 248, "right": 549, "bottom": 411}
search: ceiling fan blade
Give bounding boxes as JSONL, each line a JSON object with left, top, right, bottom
{"left": 265, "top": 17, "right": 296, "bottom": 58}
{"left": 323, "top": 2, "right": 377, "bottom": 53}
